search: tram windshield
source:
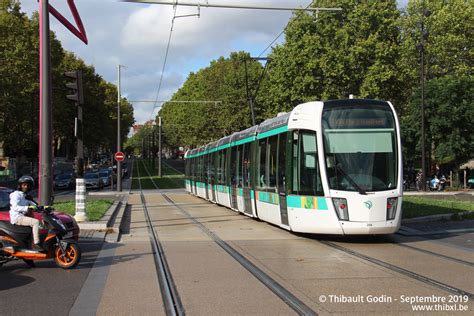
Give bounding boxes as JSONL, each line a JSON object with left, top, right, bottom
{"left": 322, "top": 102, "right": 398, "bottom": 192}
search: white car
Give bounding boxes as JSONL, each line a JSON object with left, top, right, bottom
{"left": 84, "top": 172, "right": 103, "bottom": 189}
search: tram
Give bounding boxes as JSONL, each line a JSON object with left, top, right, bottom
{"left": 185, "top": 99, "right": 402, "bottom": 235}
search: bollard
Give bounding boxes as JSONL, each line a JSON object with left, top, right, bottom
{"left": 74, "top": 178, "right": 88, "bottom": 222}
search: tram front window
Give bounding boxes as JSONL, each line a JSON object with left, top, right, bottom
{"left": 322, "top": 102, "right": 398, "bottom": 192}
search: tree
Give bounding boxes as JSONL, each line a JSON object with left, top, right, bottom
{"left": 402, "top": 75, "right": 473, "bottom": 171}
{"left": 0, "top": 1, "right": 39, "bottom": 158}
{"left": 399, "top": 0, "right": 473, "bottom": 166}
{"left": 261, "top": 0, "right": 404, "bottom": 116}
{"left": 159, "top": 51, "right": 264, "bottom": 148}
{"left": 0, "top": 2, "right": 135, "bottom": 163}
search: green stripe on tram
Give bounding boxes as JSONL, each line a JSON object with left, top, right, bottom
{"left": 234, "top": 136, "right": 256, "bottom": 146}
{"left": 257, "top": 125, "right": 288, "bottom": 139}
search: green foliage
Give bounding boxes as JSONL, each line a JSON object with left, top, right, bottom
{"left": 159, "top": 51, "right": 264, "bottom": 148}
{"left": 0, "top": 2, "right": 134, "bottom": 161}
{"left": 260, "top": 0, "right": 404, "bottom": 116}
{"left": 401, "top": 75, "right": 473, "bottom": 168}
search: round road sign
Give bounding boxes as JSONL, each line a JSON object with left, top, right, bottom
{"left": 115, "top": 152, "right": 125, "bottom": 161}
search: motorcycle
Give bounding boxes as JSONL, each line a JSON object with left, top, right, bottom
{"left": 0, "top": 205, "right": 81, "bottom": 269}
{"left": 427, "top": 175, "right": 446, "bottom": 192}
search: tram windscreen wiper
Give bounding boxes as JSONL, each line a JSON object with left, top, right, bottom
{"left": 335, "top": 165, "right": 367, "bottom": 195}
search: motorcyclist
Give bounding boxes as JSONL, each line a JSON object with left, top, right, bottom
{"left": 9, "top": 175, "right": 43, "bottom": 252}
{"left": 430, "top": 175, "right": 440, "bottom": 191}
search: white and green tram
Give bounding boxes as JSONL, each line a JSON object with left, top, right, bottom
{"left": 185, "top": 99, "right": 402, "bottom": 234}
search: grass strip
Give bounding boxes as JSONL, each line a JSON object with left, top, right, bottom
{"left": 132, "top": 159, "right": 184, "bottom": 189}
{"left": 53, "top": 199, "right": 113, "bottom": 221}
{"left": 402, "top": 196, "right": 473, "bottom": 219}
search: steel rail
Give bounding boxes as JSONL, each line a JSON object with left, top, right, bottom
{"left": 162, "top": 193, "right": 317, "bottom": 315}
{"left": 136, "top": 160, "right": 185, "bottom": 316}
{"left": 319, "top": 240, "right": 473, "bottom": 298}
{"left": 395, "top": 243, "right": 474, "bottom": 267}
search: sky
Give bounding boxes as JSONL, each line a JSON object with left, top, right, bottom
{"left": 19, "top": 0, "right": 408, "bottom": 126}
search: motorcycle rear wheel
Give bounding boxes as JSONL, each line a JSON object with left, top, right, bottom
{"left": 54, "top": 241, "right": 81, "bottom": 269}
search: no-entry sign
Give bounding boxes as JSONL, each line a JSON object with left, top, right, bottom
{"left": 114, "top": 152, "right": 125, "bottom": 162}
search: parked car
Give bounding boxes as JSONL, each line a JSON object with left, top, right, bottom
{"left": 54, "top": 173, "right": 76, "bottom": 190}
{"left": 84, "top": 172, "right": 103, "bottom": 190}
{"left": 0, "top": 187, "right": 12, "bottom": 212}
{"left": 0, "top": 186, "right": 80, "bottom": 240}
{"left": 99, "top": 169, "right": 114, "bottom": 187}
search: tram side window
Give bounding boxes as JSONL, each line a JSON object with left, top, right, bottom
{"left": 257, "top": 138, "right": 267, "bottom": 189}
{"left": 214, "top": 152, "right": 218, "bottom": 184}
{"left": 217, "top": 151, "right": 222, "bottom": 185}
{"left": 236, "top": 145, "right": 243, "bottom": 187}
{"left": 197, "top": 156, "right": 201, "bottom": 182}
{"left": 243, "top": 143, "right": 251, "bottom": 187}
{"left": 199, "top": 156, "right": 204, "bottom": 183}
{"left": 221, "top": 150, "right": 226, "bottom": 185}
{"left": 292, "top": 130, "right": 323, "bottom": 196}
{"left": 185, "top": 159, "right": 189, "bottom": 178}
{"left": 268, "top": 135, "right": 278, "bottom": 190}
{"left": 203, "top": 155, "right": 208, "bottom": 183}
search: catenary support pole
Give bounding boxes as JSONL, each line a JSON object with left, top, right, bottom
{"left": 39, "top": 0, "right": 53, "bottom": 205}
{"left": 117, "top": 64, "right": 122, "bottom": 192}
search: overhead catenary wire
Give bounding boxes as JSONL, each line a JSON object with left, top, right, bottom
{"left": 149, "top": 4, "right": 178, "bottom": 122}
{"left": 258, "top": 0, "right": 315, "bottom": 58}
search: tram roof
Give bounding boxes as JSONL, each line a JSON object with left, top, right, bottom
{"left": 231, "top": 125, "right": 258, "bottom": 143}
{"left": 217, "top": 135, "right": 233, "bottom": 146}
{"left": 257, "top": 112, "right": 290, "bottom": 134}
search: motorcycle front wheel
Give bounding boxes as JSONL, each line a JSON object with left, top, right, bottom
{"left": 54, "top": 241, "right": 81, "bottom": 269}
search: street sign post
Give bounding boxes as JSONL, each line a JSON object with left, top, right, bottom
{"left": 115, "top": 152, "right": 125, "bottom": 162}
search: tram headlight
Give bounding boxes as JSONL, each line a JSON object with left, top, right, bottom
{"left": 332, "top": 198, "right": 349, "bottom": 221}
{"left": 386, "top": 197, "right": 398, "bottom": 220}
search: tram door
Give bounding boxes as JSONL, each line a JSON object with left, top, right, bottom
{"left": 277, "top": 133, "right": 289, "bottom": 226}
{"left": 192, "top": 158, "right": 197, "bottom": 194}
{"left": 210, "top": 153, "right": 216, "bottom": 201}
{"left": 204, "top": 155, "right": 209, "bottom": 200}
{"left": 230, "top": 147, "right": 238, "bottom": 209}
{"left": 242, "top": 143, "right": 253, "bottom": 215}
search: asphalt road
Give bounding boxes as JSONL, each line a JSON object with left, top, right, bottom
{"left": 0, "top": 238, "right": 103, "bottom": 315}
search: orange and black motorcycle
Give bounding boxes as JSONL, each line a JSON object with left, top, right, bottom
{"left": 0, "top": 205, "right": 81, "bottom": 269}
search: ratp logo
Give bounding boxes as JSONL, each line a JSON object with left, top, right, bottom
{"left": 364, "top": 201, "right": 373, "bottom": 210}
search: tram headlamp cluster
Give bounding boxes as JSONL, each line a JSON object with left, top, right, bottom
{"left": 386, "top": 197, "right": 398, "bottom": 220}
{"left": 332, "top": 198, "right": 349, "bottom": 221}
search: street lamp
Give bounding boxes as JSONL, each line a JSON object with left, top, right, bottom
{"left": 158, "top": 117, "right": 162, "bottom": 178}
{"left": 419, "top": 1, "right": 430, "bottom": 191}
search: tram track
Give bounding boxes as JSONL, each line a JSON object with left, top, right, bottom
{"left": 135, "top": 158, "right": 473, "bottom": 313}
{"left": 134, "top": 159, "right": 185, "bottom": 316}
{"left": 393, "top": 242, "right": 474, "bottom": 267}
{"left": 318, "top": 240, "right": 473, "bottom": 298}
{"left": 138, "top": 159, "right": 318, "bottom": 316}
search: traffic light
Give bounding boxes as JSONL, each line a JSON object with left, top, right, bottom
{"left": 64, "top": 70, "right": 84, "bottom": 104}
